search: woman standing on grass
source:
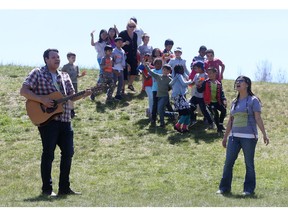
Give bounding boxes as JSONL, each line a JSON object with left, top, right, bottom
{"left": 216, "top": 76, "right": 269, "bottom": 196}
{"left": 118, "top": 19, "right": 138, "bottom": 93}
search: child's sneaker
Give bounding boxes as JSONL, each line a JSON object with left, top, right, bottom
{"left": 207, "top": 123, "right": 215, "bottom": 130}
{"left": 174, "top": 124, "right": 182, "bottom": 133}
{"left": 90, "top": 94, "right": 95, "bottom": 101}
{"left": 115, "top": 95, "right": 122, "bottom": 100}
{"left": 128, "top": 85, "right": 135, "bottom": 91}
{"left": 106, "top": 97, "right": 114, "bottom": 103}
{"left": 219, "top": 123, "right": 226, "bottom": 131}
{"left": 145, "top": 108, "right": 150, "bottom": 117}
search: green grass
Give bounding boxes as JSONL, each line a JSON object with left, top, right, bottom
{"left": 0, "top": 65, "right": 287, "bottom": 207}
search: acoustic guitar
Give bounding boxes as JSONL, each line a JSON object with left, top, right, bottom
{"left": 26, "top": 86, "right": 101, "bottom": 126}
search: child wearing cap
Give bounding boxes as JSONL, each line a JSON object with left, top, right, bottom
{"left": 189, "top": 61, "right": 214, "bottom": 129}
{"left": 100, "top": 45, "right": 115, "bottom": 102}
{"left": 61, "top": 52, "right": 86, "bottom": 118}
{"left": 168, "top": 47, "right": 190, "bottom": 77}
{"left": 197, "top": 67, "right": 227, "bottom": 134}
{"left": 112, "top": 37, "right": 126, "bottom": 100}
{"left": 204, "top": 49, "right": 225, "bottom": 81}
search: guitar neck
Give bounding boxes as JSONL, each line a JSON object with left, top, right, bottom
{"left": 57, "top": 90, "right": 86, "bottom": 104}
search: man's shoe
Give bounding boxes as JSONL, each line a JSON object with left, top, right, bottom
{"left": 58, "top": 188, "right": 81, "bottom": 196}
{"left": 216, "top": 189, "right": 231, "bottom": 195}
{"left": 216, "top": 190, "right": 223, "bottom": 194}
{"left": 42, "top": 191, "right": 57, "bottom": 198}
{"left": 242, "top": 191, "right": 254, "bottom": 196}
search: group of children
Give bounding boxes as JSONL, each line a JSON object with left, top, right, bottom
{"left": 61, "top": 17, "right": 227, "bottom": 134}
{"left": 137, "top": 41, "right": 227, "bottom": 134}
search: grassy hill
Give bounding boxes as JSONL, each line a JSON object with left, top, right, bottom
{"left": 0, "top": 65, "right": 287, "bottom": 207}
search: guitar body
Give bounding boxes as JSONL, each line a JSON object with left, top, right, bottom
{"left": 26, "top": 92, "right": 64, "bottom": 126}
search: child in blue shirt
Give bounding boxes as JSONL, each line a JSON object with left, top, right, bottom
{"left": 170, "top": 64, "right": 193, "bottom": 133}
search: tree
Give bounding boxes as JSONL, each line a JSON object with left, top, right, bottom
{"left": 255, "top": 60, "right": 272, "bottom": 82}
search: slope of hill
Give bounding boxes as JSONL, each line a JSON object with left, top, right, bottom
{"left": 0, "top": 65, "right": 287, "bottom": 207}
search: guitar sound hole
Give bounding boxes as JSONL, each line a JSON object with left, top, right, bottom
{"left": 40, "top": 102, "right": 58, "bottom": 114}
{"left": 46, "top": 105, "right": 58, "bottom": 114}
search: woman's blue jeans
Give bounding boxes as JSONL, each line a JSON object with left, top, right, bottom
{"left": 219, "top": 136, "right": 257, "bottom": 193}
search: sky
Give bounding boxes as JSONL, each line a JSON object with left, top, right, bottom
{"left": 0, "top": 0, "right": 287, "bottom": 83}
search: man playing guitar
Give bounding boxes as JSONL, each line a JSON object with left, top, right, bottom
{"left": 20, "top": 48, "right": 91, "bottom": 197}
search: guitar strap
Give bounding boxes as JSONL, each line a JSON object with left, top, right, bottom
{"left": 59, "top": 71, "right": 67, "bottom": 96}
{"left": 59, "top": 71, "right": 74, "bottom": 109}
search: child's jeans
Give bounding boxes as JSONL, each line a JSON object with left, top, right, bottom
{"left": 157, "top": 96, "right": 175, "bottom": 125}
{"left": 113, "top": 70, "right": 124, "bottom": 96}
{"left": 190, "top": 96, "right": 213, "bottom": 124}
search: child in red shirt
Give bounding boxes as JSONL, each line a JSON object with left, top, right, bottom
{"left": 204, "top": 49, "right": 225, "bottom": 82}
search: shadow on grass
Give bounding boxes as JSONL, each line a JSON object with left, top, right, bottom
{"left": 220, "top": 193, "right": 262, "bottom": 200}
{"left": 134, "top": 117, "right": 223, "bottom": 145}
{"left": 23, "top": 194, "right": 66, "bottom": 202}
{"left": 123, "top": 90, "right": 147, "bottom": 102}
{"left": 92, "top": 89, "right": 146, "bottom": 113}
{"left": 167, "top": 121, "right": 222, "bottom": 145}
{"left": 95, "top": 100, "right": 130, "bottom": 113}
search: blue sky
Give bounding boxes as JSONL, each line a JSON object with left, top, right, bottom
{"left": 0, "top": 1, "right": 287, "bottom": 82}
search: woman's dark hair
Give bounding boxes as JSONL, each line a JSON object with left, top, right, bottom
{"left": 98, "top": 29, "right": 108, "bottom": 43}
{"left": 43, "top": 48, "right": 59, "bottom": 64}
{"left": 234, "top": 76, "right": 253, "bottom": 95}
{"left": 174, "top": 64, "right": 184, "bottom": 75}
{"left": 233, "top": 75, "right": 261, "bottom": 109}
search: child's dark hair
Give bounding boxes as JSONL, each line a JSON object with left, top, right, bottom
{"left": 174, "top": 64, "right": 184, "bottom": 75}
{"left": 163, "top": 64, "right": 172, "bottom": 73}
{"left": 164, "top": 39, "right": 174, "bottom": 46}
{"left": 104, "top": 45, "right": 113, "bottom": 52}
{"left": 67, "top": 52, "right": 76, "bottom": 58}
{"left": 108, "top": 27, "right": 117, "bottom": 39}
{"left": 153, "top": 57, "right": 163, "bottom": 66}
{"left": 205, "top": 49, "right": 214, "bottom": 56}
{"left": 152, "top": 48, "right": 162, "bottom": 58}
{"left": 98, "top": 29, "right": 108, "bottom": 43}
